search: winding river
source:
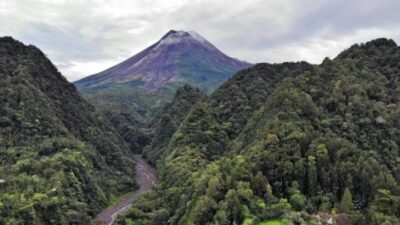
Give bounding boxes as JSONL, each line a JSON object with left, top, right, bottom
{"left": 95, "top": 155, "right": 157, "bottom": 225}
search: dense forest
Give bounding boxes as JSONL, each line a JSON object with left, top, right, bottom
{"left": 143, "top": 84, "right": 206, "bottom": 164}
{"left": 1, "top": 36, "right": 399, "bottom": 225}
{"left": 116, "top": 38, "right": 400, "bottom": 225}
{"left": 77, "top": 84, "right": 161, "bottom": 154}
{"left": 0, "top": 37, "right": 138, "bottom": 224}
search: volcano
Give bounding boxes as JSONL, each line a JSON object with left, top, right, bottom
{"left": 75, "top": 30, "right": 251, "bottom": 92}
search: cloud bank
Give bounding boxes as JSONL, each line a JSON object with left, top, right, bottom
{"left": 0, "top": 0, "right": 399, "bottom": 81}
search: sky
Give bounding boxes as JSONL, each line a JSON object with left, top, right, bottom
{"left": 0, "top": 0, "right": 399, "bottom": 81}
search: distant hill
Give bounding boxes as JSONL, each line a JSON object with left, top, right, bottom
{"left": 0, "top": 37, "right": 137, "bottom": 224}
{"left": 75, "top": 30, "right": 251, "bottom": 93}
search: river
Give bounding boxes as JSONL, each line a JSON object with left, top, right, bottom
{"left": 95, "top": 155, "right": 156, "bottom": 225}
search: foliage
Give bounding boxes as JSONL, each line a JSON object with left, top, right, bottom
{"left": 3, "top": 36, "right": 400, "bottom": 225}
{"left": 0, "top": 37, "right": 137, "bottom": 224}
{"left": 143, "top": 84, "right": 205, "bottom": 164}
{"left": 289, "top": 193, "right": 306, "bottom": 211}
{"left": 259, "top": 220, "right": 283, "bottom": 225}
{"left": 339, "top": 188, "right": 354, "bottom": 213}
{"left": 117, "top": 38, "right": 400, "bottom": 225}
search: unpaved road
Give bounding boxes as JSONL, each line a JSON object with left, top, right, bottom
{"left": 95, "top": 155, "right": 156, "bottom": 225}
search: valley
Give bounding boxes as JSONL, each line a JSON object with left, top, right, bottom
{"left": 95, "top": 155, "right": 156, "bottom": 225}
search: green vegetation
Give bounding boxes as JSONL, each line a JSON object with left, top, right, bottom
{"left": 0, "top": 37, "right": 137, "bottom": 224}
{"left": 259, "top": 220, "right": 283, "bottom": 225}
{"left": 2, "top": 35, "right": 399, "bottom": 225}
{"left": 116, "top": 38, "right": 400, "bottom": 225}
{"left": 77, "top": 83, "right": 160, "bottom": 154}
{"left": 143, "top": 84, "right": 205, "bottom": 164}
{"left": 340, "top": 187, "right": 354, "bottom": 213}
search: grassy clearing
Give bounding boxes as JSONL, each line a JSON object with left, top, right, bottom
{"left": 259, "top": 220, "right": 283, "bottom": 225}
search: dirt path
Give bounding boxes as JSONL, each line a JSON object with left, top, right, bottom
{"left": 95, "top": 155, "right": 156, "bottom": 225}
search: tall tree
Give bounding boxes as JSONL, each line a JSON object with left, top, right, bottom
{"left": 340, "top": 187, "right": 354, "bottom": 213}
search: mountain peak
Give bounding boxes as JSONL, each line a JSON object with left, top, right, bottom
{"left": 336, "top": 37, "right": 398, "bottom": 60}
{"left": 364, "top": 38, "right": 397, "bottom": 48}
{"left": 161, "top": 30, "right": 188, "bottom": 39}
{"left": 161, "top": 30, "right": 206, "bottom": 42}
{"left": 0, "top": 36, "right": 19, "bottom": 44}
{"left": 157, "top": 30, "right": 215, "bottom": 51}
{"left": 75, "top": 30, "right": 251, "bottom": 92}
{"left": 158, "top": 30, "right": 192, "bottom": 45}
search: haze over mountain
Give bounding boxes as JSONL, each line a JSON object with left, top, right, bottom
{"left": 75, "top": 30, "right": 251, "bottom": 93}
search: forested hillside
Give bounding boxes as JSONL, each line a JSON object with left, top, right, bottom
{"left": 117, "top": 38, "right": 400, "bottom": 225}
{"left": 0, "top": 37, "right": 137, "bottom": 224}
{"left": 75, "top": 30, "right": 252, "bottom": 156}
{"left": 1, "top": 35, "right": 399, "bottom": 225}
{"left": 143, "top": 84, "right": 205, "bottom": 164}
{"left": 79, "top": 85, "right": 159, "bottom": 154}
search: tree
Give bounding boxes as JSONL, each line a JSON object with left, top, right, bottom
{"left": 307, "top": 156, "right": 318, "bottom": 196}
{"left": 192, "top": 196, "right": 217, "bottom": 224}
{"left": 370, "top": 189, "right": 400, "bottom": 217}
{"left": 252, "top": 172, "right": 269, "bottom": 197}
{"left": 340, "top": 187, "right": 354, "bottom": 213}
{"left": 289, "top": 193, "right": 306, "bottom": 211}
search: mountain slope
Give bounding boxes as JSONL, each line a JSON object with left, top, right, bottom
{"left": 0, "top": 37, "right": 137, "bottom": 224}
{"left": 75, "top": 30, "right": 251, "bottom": 93}
{"left": 209, "top": 62, "right": 314, "bottom": 139}
{"left": 117, "top": 38, "right": 400, "bottom": 225}
{"left": 74, "top": 30, "right": 251, "bottom": 155}
{"left": 143, "top": 84, "right": 206, "bottom": 164}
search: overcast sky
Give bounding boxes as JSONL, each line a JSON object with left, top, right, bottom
{"left": 0, "top": 0, "right": 399, "bottom": 81}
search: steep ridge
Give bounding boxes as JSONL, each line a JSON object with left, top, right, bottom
{"left": 0, "top": 37, "right": 137, "bottom": 224}
{"left": 143, "top": 84, "right": 206, "bottom": 164}
{"left": 209, "top": 62, "right": 314, "bottom": 139}
{"left": 116, "top": 38, "right": 400, "bottom": 225}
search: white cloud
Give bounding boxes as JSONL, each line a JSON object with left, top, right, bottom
{"left": 0, "top": 0, "right": 399, "bottom": 81}
{"left": 57, "top": 58, "right": 124, "bottom": 81}
{"left": 252, "top": 27, "right": 400, "bottom": 64}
